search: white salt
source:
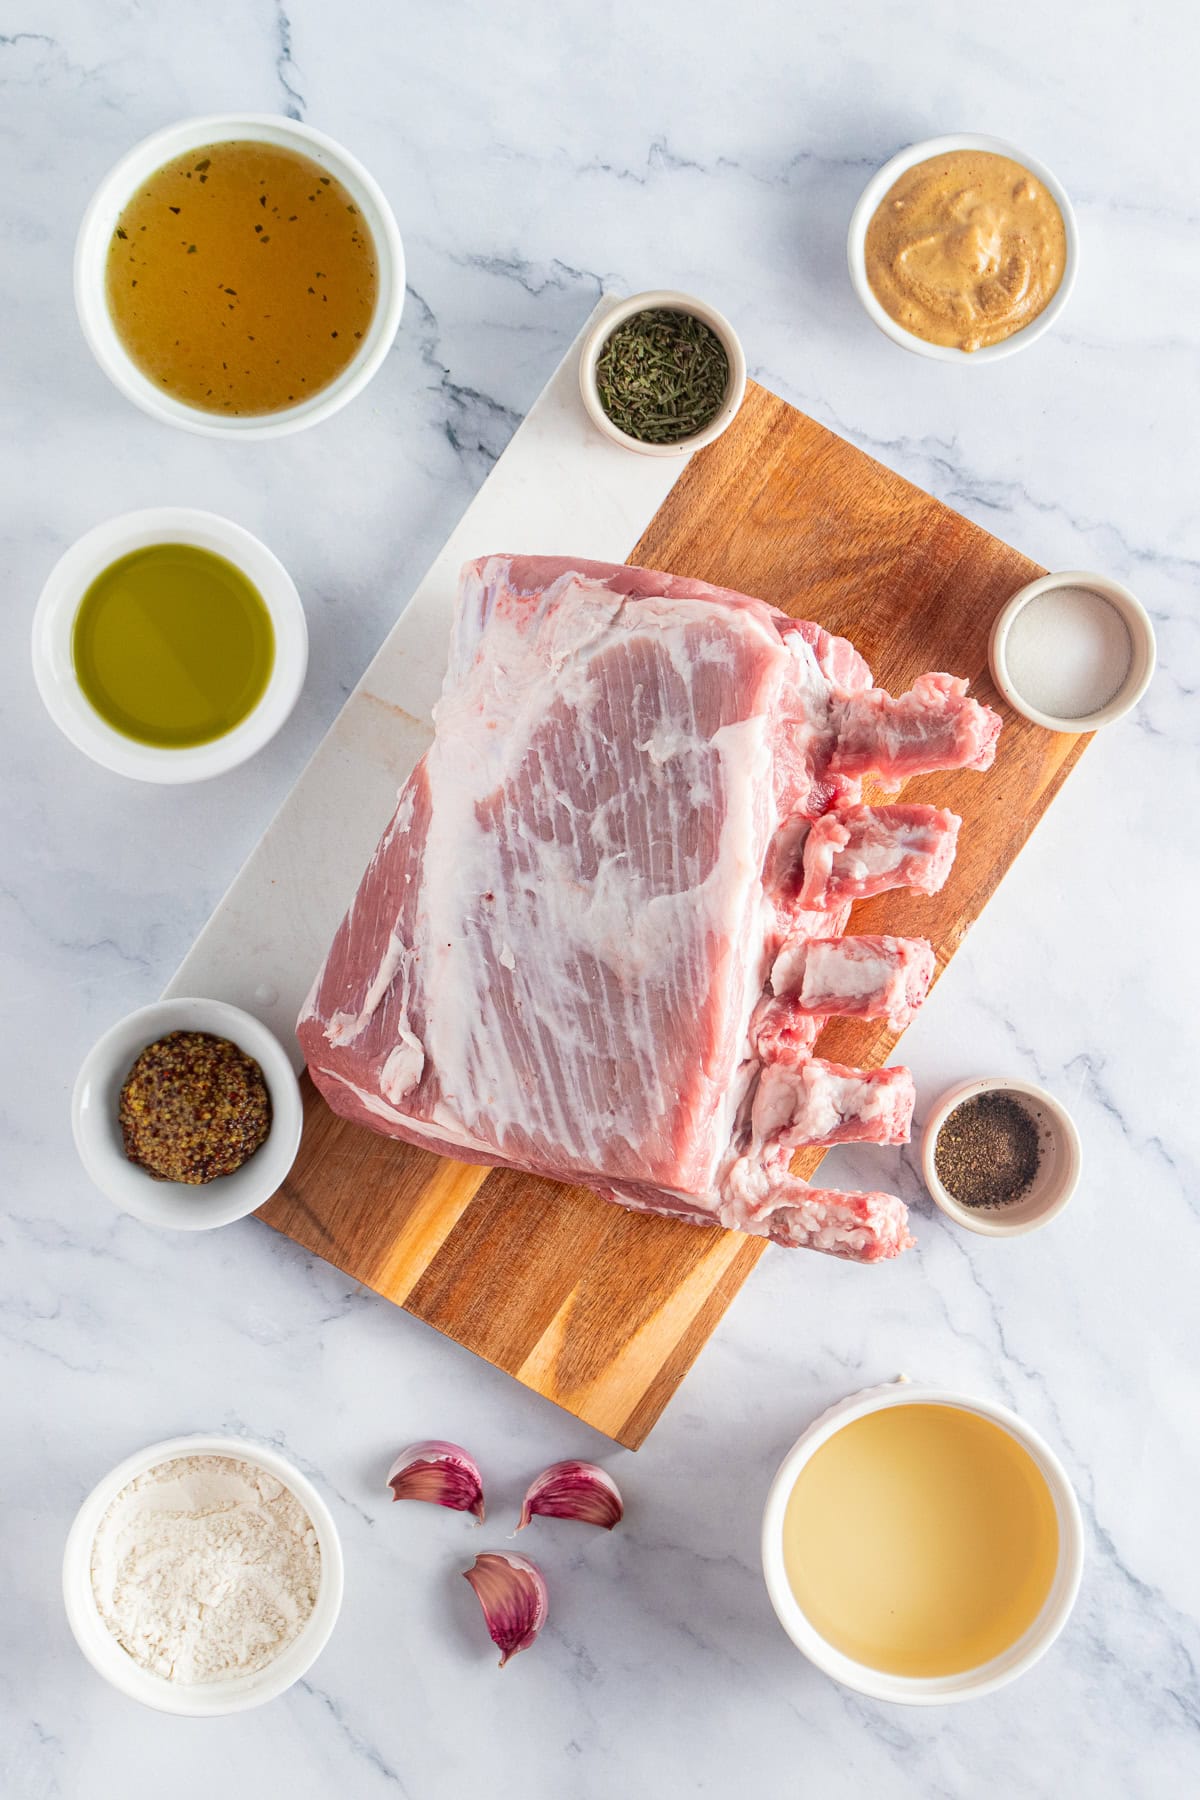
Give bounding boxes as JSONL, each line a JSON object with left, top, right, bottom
{"left": 1004, "top": 586, "right": 1132, "bottom": 720}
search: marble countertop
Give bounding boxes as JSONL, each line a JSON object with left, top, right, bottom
{"left": 3, "top": 3, "right": 1198, "bottom": 1796}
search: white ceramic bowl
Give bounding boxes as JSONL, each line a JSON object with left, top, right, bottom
{"left": 75, "top": 113, "right": 404, "bottom": 437}
{"left": 72, "top": 996, "right": 303, "bottom": 1229}
{"left": 762, "top": 1381, "right": 1084, "bottom": 1704}
{"left": 63, "top": 1433, "right": 343, "bottom": 1715}
{"left": 578, "top": 289, "right": 747, "bottom": 456}
{"left": 989, "top": 570, "right": 1157, "bottom": 732}
{"left": 32, "top": 507, "right": 308, "bottom": 783}
{"left": 921, "top": 1077, "right": 1082, "bottom": 1237}
{"left": 847, "top": 134, "right": 1078, "bottom": 363}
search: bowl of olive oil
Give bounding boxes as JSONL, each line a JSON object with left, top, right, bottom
{"left": 75, "top": 114, "right": 404, "bottom": 438}
{"left": 761, "top": 1381, "right": 1084, "bottom": 1703}
{"left": 32, "top": 508, "right": 308, "bottom": 782}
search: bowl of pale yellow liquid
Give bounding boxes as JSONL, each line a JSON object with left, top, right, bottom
{"left": 761, "top": 1382, "right": 1084, "bottom": 1703}
{"left": 32, "top": 507, "right": 307, "bottom": 783}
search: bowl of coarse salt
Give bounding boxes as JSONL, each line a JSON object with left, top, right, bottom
{"left": 989, "top": 570, "right": 1156, "bottom": 732}
{"left": 63, "top": 1435, "right": 343, "bottom": 1714}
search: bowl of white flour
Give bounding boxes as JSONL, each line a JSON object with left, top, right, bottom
{"left": 63, "top": 1435, "right": 343, "bottom": 1714}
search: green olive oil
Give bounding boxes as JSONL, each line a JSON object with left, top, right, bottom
{"left": 72, "top": 543, "right": 275, "bottom": 748}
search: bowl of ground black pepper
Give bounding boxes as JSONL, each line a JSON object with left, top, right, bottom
{"left": 578, "top": 290, "right": 747, "bottom": 457}
{"left": 921, "top": 1078, "right": 1082, "bottom": 1238}
{"left": 72, "top": 997, "right": 303, "bottom": 1229}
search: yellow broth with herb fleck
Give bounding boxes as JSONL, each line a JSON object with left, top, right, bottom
{"left": 105, "top": 140, "right": 378, "bottom": 415}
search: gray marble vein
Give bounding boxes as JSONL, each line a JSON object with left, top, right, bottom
{"left": 272, "top": 2, "right": 305, "bottom": 120}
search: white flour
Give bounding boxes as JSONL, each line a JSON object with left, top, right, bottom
{"left": 90, "top": 1453, "right": 321, "bottom": 1684}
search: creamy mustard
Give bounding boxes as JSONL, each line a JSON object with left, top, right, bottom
{"left": 865, "top": 149, "right": 1067, "bottom": 352}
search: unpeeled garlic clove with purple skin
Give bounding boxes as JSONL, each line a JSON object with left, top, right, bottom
{"left": 386, "top": 1441, "right": 485, "bottom": 1521}
{"left": 463, "top": 1552, "right": 548, "bottom": 1667}
{"left": 516, "top": 1459, "right": 624, "bottom": 1532}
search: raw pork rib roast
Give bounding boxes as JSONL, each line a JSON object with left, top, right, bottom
{"left": 299, "top": 556, "right": 999, "bottom": 1262}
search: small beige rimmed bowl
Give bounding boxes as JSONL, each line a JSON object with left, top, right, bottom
{"left": 847, "top": 134, "right": 1078, "bottom": 363}
{"left": 921, "top": 1077, "right": 1082, "bottom": 1238}
{"left": 31, "top": 507, "right": 307, "bottom": 784}
{"left": 762, "top": 1381, "right": 1084, "bottom": 1704}
{"left": 578, "top": 289, "right": 747, "bottom": 456}
{"left": 72, "top": 996, "right": 303, "bottom": 1230}
{"left": 75, "top": 113, "right": 404, "bottom": 437}
{"left": 989, "top": 570, "right": 1157, "bottom": 732}
{"left": 63, "top": 1434, "right": 343, "bottom": 1715}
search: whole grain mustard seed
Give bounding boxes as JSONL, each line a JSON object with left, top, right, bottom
{"left": 118, "top": 1030, "right": 271, "bottom": 1184}
{"left": 934, "top": 1091, "right": 1043, "bottom": 1209}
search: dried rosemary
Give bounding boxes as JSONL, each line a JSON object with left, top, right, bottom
{"left": 595, "top": 308, "right": 730, "bottom": 444}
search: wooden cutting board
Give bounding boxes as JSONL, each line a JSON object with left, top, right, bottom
{"left": 260, "top": 380, "right": 1089, "bottom": 1447}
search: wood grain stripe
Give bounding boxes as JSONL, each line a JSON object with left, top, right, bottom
{"left": 515, "top": 1227, "right": 752, "bottom": 1439}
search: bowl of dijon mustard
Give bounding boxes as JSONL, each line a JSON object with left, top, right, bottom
{"left": 847, "top": 134, "right": 1078, "bottom": 362}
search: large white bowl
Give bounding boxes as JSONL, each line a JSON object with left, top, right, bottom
{"left": 32, "top": 507, "right": 308, "bottom": 783}
{"left": 762, "top": 1381, "right": 1084, "bottom": 1703}
{"left": 63, "top": 1434, "right": 343, "bottom": 1715}
{"left": 847, "top": 134, "right": 1078, "bottom": 363}
{"left": 71, "top": 996, "right": 303, "bottom": 1229}
{"left": 75, "top": 113, "right": 404, "bottom": 437}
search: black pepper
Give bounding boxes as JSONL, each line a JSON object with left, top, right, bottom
{"left": 118, "top": 1030, "right": 272, "bottom": 1184}
{"left": 934, "top": 1091, "right": 1043, "bottom": 1209}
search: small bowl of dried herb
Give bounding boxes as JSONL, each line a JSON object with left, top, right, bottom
{"left": 579, "top": 290, "right": 747, "bottom": 457}
{"left": 921, "top": 1077, "right": 1082, "bottom": 1238}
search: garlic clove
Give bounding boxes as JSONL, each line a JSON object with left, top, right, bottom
{"left": 386, "top": 1440, "right": 485, "bottom": 1521}
{"left": 463, "top": 1552, "right": 548, "bottom": 1667}
{"left": 516, "top": 1459, "right": 624, "bottom": 1532}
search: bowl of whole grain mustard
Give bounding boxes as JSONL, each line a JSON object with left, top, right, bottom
{"left": 847, "top": 135, "right": 1078, "bottom": 362}
{"left": 71, "top": 997, "right": 303, "bottom": 1229}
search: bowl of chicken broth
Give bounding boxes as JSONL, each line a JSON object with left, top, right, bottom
{"left": 762, "top": 1381, "right": 1084, "bottom": 1702}
{"left": 75, "top": 114, "right": 404, "bottom": 437}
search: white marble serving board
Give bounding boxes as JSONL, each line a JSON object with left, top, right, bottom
{"left": 166, "top": 297, "right": 686, "bottom": 1052}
